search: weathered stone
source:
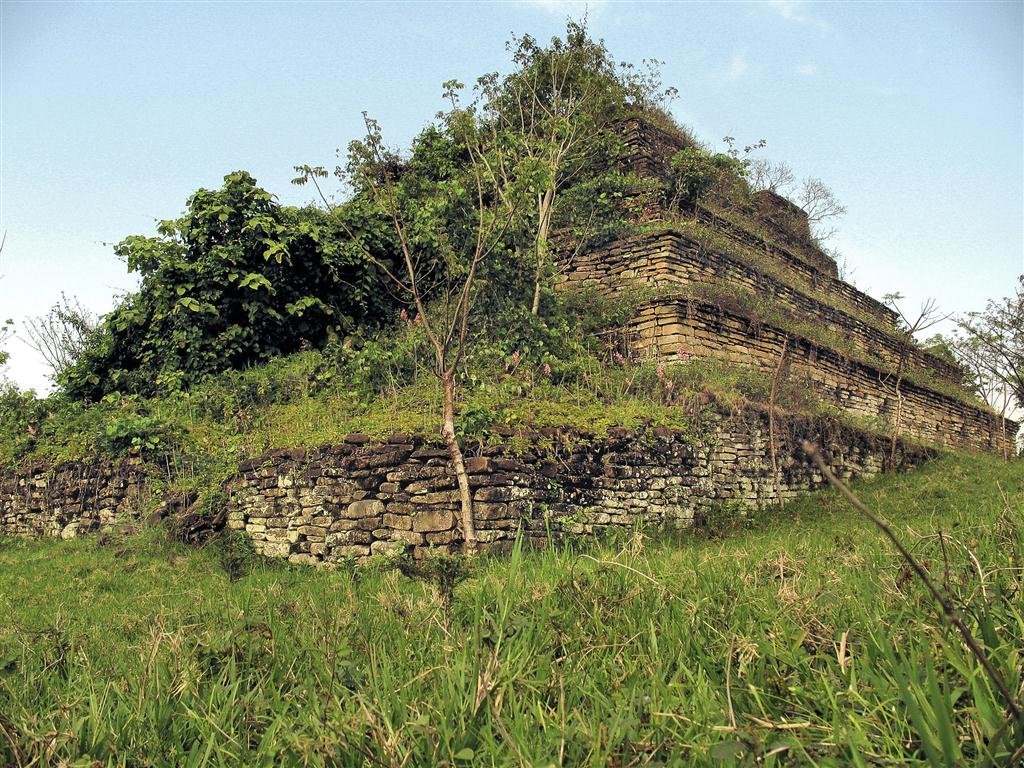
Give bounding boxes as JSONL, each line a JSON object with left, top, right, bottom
{"left": 345, "top": 499, "right": 384, "bottom": 518}
{"left": 265, "top": 528, "right": 299, "bottom": 543}
{"left": 388, "top": 529, "right": 425, "bottom": 545}
{"left": 473, "top": 502, "right": 509, "bottom": 521}
{"left": 383, "top": 513, "right": 413, "bottom": 530}
{"left": 262, "top": 541, "right": 291, "bottom": 558}
{"left": 371, "top": 540, "right": 406, "bottom": 555}
{"left": 330, "top": 545, "right": 371, "bottom": 559}
{"left": 424, "top": 530, "right": 457, "bottom": 544}
{"left": 463, "top": 456, "right": 490, "bottom": 474}
{"left": 404, "top": 477, "right": 455, "bottom": 493}
{"left": 412, "top": 509, "right": 455, "bottom": 533}
{"left": 414, "top": 490, "right": 459, "bottom": 506}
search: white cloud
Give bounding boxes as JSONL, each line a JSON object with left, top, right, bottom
{"left": 795, "top": 63, "right": 818, "bottom": 76}
{"left": 768, "top": 0, "right": 829, "bottom": 30}
{"left": 727, "top": 51, "right": 749, "bottom": 81}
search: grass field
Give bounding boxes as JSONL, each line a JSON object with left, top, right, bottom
{"left": 1, "top": 453, "right": 1022, "bottom": 766}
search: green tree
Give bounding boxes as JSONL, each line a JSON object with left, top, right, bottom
{"left": 63, "top": 171, "right": 398, "bottom": 399}
{"left": 22, "top": 294, "right": 98, "bottom": 382}
{"left": 956, "top": 276, "right": 1024, "bottom": 406}
{"left": 951, "top": 276, "right": 1024, "bottom": 456}
{"left": 476, "top": 20, "right": 676, "bottom": 315}
{"left": 667, "top": 146, "right": 748, "bottom": 211}
{"left": 0, "top": 318, "right": 11, "bottom": 372}
{"left": 335, "top": 93, "right": 523, "bottom": 550}
{"left": 882, "top": 293, "right": 951, "bottom": 465}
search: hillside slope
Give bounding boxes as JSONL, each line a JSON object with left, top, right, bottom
{"left": 2, "top": 452, "right": 1021, "bottom": 765}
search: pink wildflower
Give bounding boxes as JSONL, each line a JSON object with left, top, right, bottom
{"left": 399, "top": 308, "right": 409, "bottom": 322}
{"left": 677, "top": 345, "right": 690, "bottom": 362}
{"left": 613, "top": 351, "right": 625, "bottom": 364}
{"left": 656, "top": 362, "right": 666, "bottom": 380}
{"left": 542, "top": 362, "right": 552, "bottom": 376}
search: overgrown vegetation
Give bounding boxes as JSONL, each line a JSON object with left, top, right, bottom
{"left": 1, "top": 453, "right": 1021, "bottom": 765}
{"left": 61, "top": 171, "right": 402, "bottom": 400}
{"left": 950, "top": 276, "right": 1024, "bottom": 417}
{"left": 0, "top": 283, "right": 821, "bottom": 486}
{"left": 1, "top": 21, "right": 1022, "bottom": 766}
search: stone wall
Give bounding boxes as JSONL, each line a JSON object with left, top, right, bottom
{"left": 618, "top": 116, "right": 841, "bottom": 278}
{"left": 630, "top": 299, "right": 1018, "bottom": 454}
{"left": 725, "top": 196, "right": 838, "bottom": 278}
{"left": 222, "top": 409, "right": 933, "bottom": 565}
{"left": 0, "top": 457, "right": 148, "bottom": 539}
{"left": 562, "top": 230, "right": 964, "bottom": 386}
{"left": 0, "top": 407, "right": 954, "bottom": 563}
{"left": 619, "top": 116, "right": 690, "bottom": 179}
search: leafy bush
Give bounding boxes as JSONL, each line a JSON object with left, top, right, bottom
{"left": 62, "top": 172, "right": 401, "bottom": 400}
{"left": 0, "top": 384, "right": 49, "bottom": 464}
{"left": 667, "top": 147, "right": 748, "bottom": 210}
{"left": 98, "top": 411, "right": 173, "bottom": 456}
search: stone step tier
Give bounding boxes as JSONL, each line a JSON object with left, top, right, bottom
{"left": 629, "top": 298, "right": 1017, "bottom": 454}
{"left": 560, "top": 230, "right": 965, "bottom": 388}
{"left": 620, "top": 116, "right": 849, "bottom": 281}
{"left": 3, "top": 415, "right": 936, "bottom": 564}
{"left": 618, "top": 116, "right": 905, "bottom": 332}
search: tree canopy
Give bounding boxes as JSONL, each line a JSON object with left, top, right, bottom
{"left": 63, "top": 172, "right": 400, "bottom": 399}
{"left": 60, "top": 22, "right": 681, "bottom": 401}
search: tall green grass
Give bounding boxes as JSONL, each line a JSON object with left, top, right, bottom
{"left": 1, "top": 453, "right": 1021, "bottom": 766}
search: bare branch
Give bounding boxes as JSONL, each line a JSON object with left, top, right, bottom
{"left": 803, "top": 441, "right": 1022, "bottom": 724}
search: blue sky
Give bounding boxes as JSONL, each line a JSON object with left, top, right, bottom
{"left": 1, "top": 0, "right": 1021, "bottom": 392}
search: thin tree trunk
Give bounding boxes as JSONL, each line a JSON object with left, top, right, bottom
{"left": 441, "top": 371, "right": 477, "bottom": 551}
{"left": 768, "top": 337, "right": 789, "bottom": 509}
{"left": 1000, "top": 410, "right": 1008, "bottom": 461}
{"left": 531, "top": 186, "right": 555, "bottom": 316}
{"left": 888, "top": 362, "right": 905, "bottom": 470}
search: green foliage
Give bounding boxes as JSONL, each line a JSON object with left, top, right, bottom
{"left": 98, "top": 408, "right": 174, "bottom": 456}
{"left": 22, "top": 293, "right": 99, "bottom": 381}
{"left": 0, "top": 384, "right": 49, "bottom": 463}
{"left": 1, "top": 454, "right": 1021, "bottom": 764}
{"left": 479, "top": 21, "right": 679, "bottom": 310}
{"left": 668, "top": 146, "right": 748, "bottom": 209}
{"left": 63, "top": 171, "right": 400, "bottom": 400}
{"left": 0, "top": 317, "right": 12, "bottom": 369}
{"left": 4, "top": 280, "right": 836, "bottom": 473}
{"left": 211, "top": 528, "right": 259, "bottom": 581}
{"left": 953, "top": 275, "right": 1024, "bottom": 409}
{"left": 551, "top": 170, "right": 656, "bottom": 249}
{"left": 922, "top": 334, "right": 960, "bottom": 366}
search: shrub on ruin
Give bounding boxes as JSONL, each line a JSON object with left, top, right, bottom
{"left": 667, "top": 147, "right": 747, "bottom": 210}
{"left": 61, "top": 172, "right": 401, "bottom": 400}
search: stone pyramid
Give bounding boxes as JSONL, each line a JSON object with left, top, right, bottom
{"left": 559, "top": 116, "right": 1017, "bottom": 455}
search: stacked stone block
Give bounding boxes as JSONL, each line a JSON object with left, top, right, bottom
{"left": 564, "top": 230, "right": 961, "bottom": 386}
{"left": 629, "top": 300, "right": 1017, "bottom": 453}
{"left": 0, "top": 409, "right": 937, "bottom": 560}
{"left": 0, "top": 458, "right": 147, "bottom": 539}
{"left": 220, "top": 410, "right": 932, "bottom": 564}
{"left": 557, "top": 117, "right": 1018, "bottom": 453}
